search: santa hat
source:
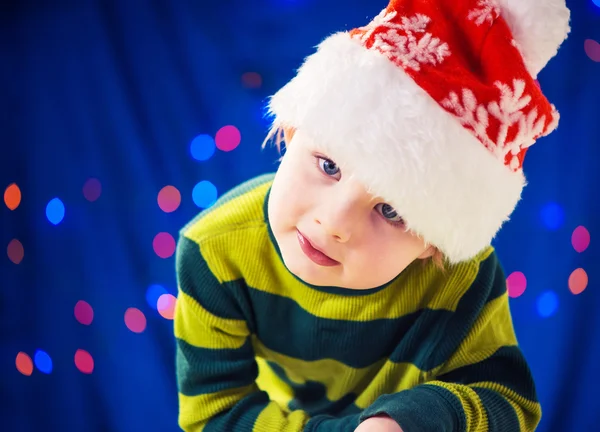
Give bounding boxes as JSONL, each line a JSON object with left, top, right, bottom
{"left": 267, "top": 0, "right": 570, "bottom": 264}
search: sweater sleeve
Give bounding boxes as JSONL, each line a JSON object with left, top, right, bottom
{"left": 357, "top": 253, "right": 541, "bottom": 432}
{"left": 174, "top": 234, "right": 310, "bottom": 431}
{"left": 175, "top": 234, "right": 366, "bottom": 431}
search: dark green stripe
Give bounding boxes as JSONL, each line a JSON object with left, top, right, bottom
{"left": 203, "top": 391, "right": 270, "bottom": 432}
{"left": 472, "top": 387, "right": 520, "bottom": 431}
{"left": 176, "top": 235, "right": 248, "bottom": 322}
{"left": 401, "top": 251, "right": 507, "bottom": 370}
{"left": 230, "top": 255, "right": 503, "bottom": 370}
{"left": 176, "top": 337, "right": 257, "bottom": 396}
{"left": 488, "top": 252, "right": 509, "bottom": 303}
{"left": 437, "top": 346, "right": 538, "bottom": 402}
{"left": 358, "top": 384, "right": 465, "bottom": 432}
{"left": 304, "top": 413, "right": 361, "bottom": 432}
{"left": 223, "top": 275, "right": 489, "bottom": 370}
{"left": 180, "top": 173, "right": 275, "bottom": 235}
{"left": 237, "top": 278, "right": 428, "bottom": 368}
{"left": 266, "top": 361, "right": 359, "bottom": 417}
{"left": 182, "top": 244, "right": 508, "bottom": 372}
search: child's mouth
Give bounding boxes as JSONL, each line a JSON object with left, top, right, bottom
{"left": 296, "top": 229, "right": 340, "bottom": 267}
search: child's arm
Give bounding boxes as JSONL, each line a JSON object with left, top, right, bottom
{"left": 356, "top": 253, "right": 541, "bottom": 432}
{"left": 175, "top": 234, "right": 304, "bottom": 430}
{"left": 175, "top": 234, "right": 362, "bottom": 431}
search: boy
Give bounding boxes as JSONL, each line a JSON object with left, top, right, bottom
{"left": 174, "top": 0, "right": 571, "bottom": 430}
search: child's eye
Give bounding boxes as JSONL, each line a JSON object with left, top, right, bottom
{"left": 316, "top": 157, "right": 341, "bottom": 177}
{"left": 375, "top": 203, "right": 405, "bottom": 227}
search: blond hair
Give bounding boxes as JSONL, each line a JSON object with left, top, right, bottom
{"left": 261, "top": 125, "right": 293, "bottom": 162}
{"left": 430, "top": 248, "right": 446, "bottom": 271}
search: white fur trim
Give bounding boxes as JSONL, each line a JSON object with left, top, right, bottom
{"left": 495, "top": 0, "right": 570, "bottom": 77}
{"left": 268, "top": 33, "right": 526, "bottom": 263}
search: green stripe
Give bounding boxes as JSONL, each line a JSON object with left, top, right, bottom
{"left": 358, "top": 385, "right": 465, "bottom": 432}
{"left": 176, "top": 235, "right": 248, "bottom": 322}
{"left": 487, "top": 252, "right": 509, "bottom": 302}
{"left": 180, "top": 173, "right": 275, "bottom": 236}
{"left": 436, "top": 346, "right": 538, "bottom": 402}
{"left": 304, "top": 414, "right": 361, "bottom": 431}
{"left": 405, "top": 251, "right": 507, "bottom": 370}
{"left": 203, "top": 391, "right": 270, "bottom": 432}
{"left": 472, "top": 387, "right": 520, "bottom": 431}
{"left": 239, "top": 280, "right": 429, "bottom": 368}
{"left": 266, "top": 361, "right": 360, "bottom": 417}
{"left": 179, "top": 229, "right": 507, "bottom": 373}
{"left": 176, "top": 337, "right": 257, "bottom": 396}
{"left": 223, "top": 256, "right": 497, "bottom": 369}
{"left": 226, "top": 253, "right": 499, "bottom": 370}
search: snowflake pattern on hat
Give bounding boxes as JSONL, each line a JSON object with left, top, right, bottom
{"left": 269, "top": 0, "right": 569, "bottom": 263}
{"left": 351, "top": 10, "right": 451, "bottom": 71}
{"left": 467, "top": 0, "right": 501, "bottom": 26}
{"left": 350, "top": 0, "right": 560, "bottom": 172}
{"left": 441, "top": 79, "right": 560, "bottom": 171}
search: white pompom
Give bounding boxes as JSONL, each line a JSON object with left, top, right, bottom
{"left": 494, "top": 0, "right": 571, "bottom": 77}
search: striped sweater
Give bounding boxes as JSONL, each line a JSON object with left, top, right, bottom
{"left": 174, "top": 173, "right": 541, "bottom": 432}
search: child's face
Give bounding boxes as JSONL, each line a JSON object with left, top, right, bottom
{"left": 268, "top": 130, "right": 434, "bottom": 290}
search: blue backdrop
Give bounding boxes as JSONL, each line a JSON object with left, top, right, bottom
{"left": 1, "top": 0, "right": 599, "bottom": 431}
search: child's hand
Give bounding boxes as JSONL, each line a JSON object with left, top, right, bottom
{"left": 354, "top": 415, "right": 404, "bottom": 432}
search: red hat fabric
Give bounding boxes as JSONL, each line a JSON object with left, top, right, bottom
{"left": 268, "top": 0, "right": 570, "bottom": 263}
{"left": 350, "top": 0, "right": 560, "bottom": 172}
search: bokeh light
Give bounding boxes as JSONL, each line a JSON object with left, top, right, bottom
{"left": 74, "top": 300, "right": 94, "bottom": 325}
{"left": 124, "top": 308, "right": 147, "bottom": 333}
{"left": 4, "top": 183, "right": 21, "bottom": 210}
{"left": 83, "top": 178, "right": 102, "bottom": 202}
{"left": 153, "top": 232, "right": 176, "bottom": 258}
{"left": 16, "top": 352, "right": 33, "bottom": 376}
{"left": 74, "top": 349, "right": 94, "bottom": 374}
{"left": 242, "top": 72, "right": 263, "bottom": 89}
{"left": 157, "top": 185, "right": 181, "bottom": 213}
{"left": 506, "top": 271, "right": 527, "bottom": 298}
{"left": 537, "top": 291, "right": 559, "bottom": 318}
{"left": 584, "top": 39, "right": 600, "bottom": 62}
{"left": 34, "top": 350, "right": 53, "bottom": 374}
{"left": 569, "top": 268, "right": 588, "bottom": 295}
{"left": 146, "top": 284, "right": 168, "bottom": 310}
{"left": 46, "top": 198, "right": 65, "bottom": 225}
{"left": 572, "top": 226, "right": 590, "bottom": 253}
{"left": 540, "top": 202, "right": 564, "bottom": 231}
{"left": 593, "top": 0, "right": 600, "bottom": 8}
{"left": 215, "top": 125, "right": 241, "bottom": 152}
{"left": 157, "top": 294, "right": 177, "bottom": 320}
{"left": 190, "top": 134, "right": 216, "bottom": 161}
{"left": 7, "top": 239, "right": 24, "bottom": 264}
{"left": 192, "top": 180, "right": 218, "bottom": 209}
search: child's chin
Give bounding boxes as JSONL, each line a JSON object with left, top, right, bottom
{"left": 284, "top": 254, "right": 336, "bottom": 285}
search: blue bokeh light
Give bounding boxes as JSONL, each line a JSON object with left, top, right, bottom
{"left": 593, "top": 0, "right": 600, "bottom": 9}
{"left": 537, "top": 291, "right": 559, "bottom": 318}
{"left": 540, "top": 202, "right": 564, "bottom": 231}
{"left": 46, "top": 198, "right": 65, "bottom": 225}
{"left": 34, "top": 350, "right": 53, "bottom": 374}
{"left": 146, "top": 284, "right": 168, "bottom": 310}
{"left": 192, "top": 181, "right": 218, "bottom": 209}
{"left": 190, "top": 134, "right": 216, "bottom": 161}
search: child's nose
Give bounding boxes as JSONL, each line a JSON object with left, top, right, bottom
{"left": 315, "top": 216, "right": 351, "bottom": 243}
{"left": 314, "top": 202, "right": 363, "bottom": 244}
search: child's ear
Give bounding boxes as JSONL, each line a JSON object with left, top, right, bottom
{"left": 418, "top": 245, "right": 436, "bottom": 260}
